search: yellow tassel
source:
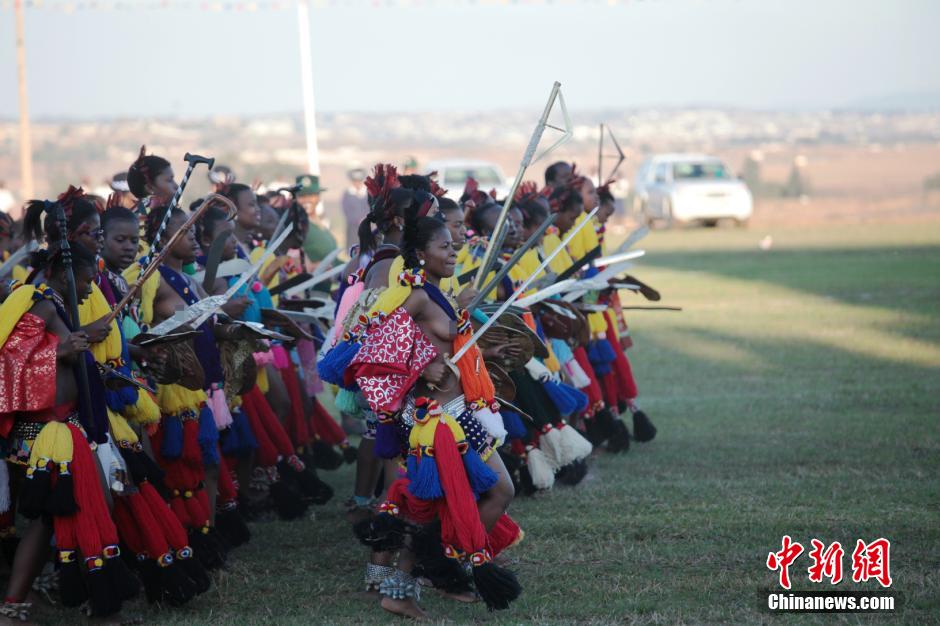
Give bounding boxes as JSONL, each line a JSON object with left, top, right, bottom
{"left": 108, "top": 409, "right": 139, "bottom": 445}
{"left": 543, "top": 341, "right": 561, "bottom": 373}
{"left": 27, "top": 422, "right": 73, "bottom": 468}
{"left": 257, "top": 366, "right": 269, "bottom": 394}
{"left": 52, "top": 423, "right": 74, "bottom": 464}
{"left": 157, "top": 384, "right": 207, "bottom": 415}
{"left": 123, "top": 389, "right": 161, "bottom": 425}
{"left": 78, "top": 283, "right": 122, "bottom": 363}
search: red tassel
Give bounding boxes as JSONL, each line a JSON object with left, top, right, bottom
{"left": 309, "top": 396, "right": 346, "bottom": 446}
{"left": 184, "top": 492, "right": 209, "bottom": 530}
{"left": 139, "top": 483, "right": 190, "bottom": 551}
{"left": 122, "top": 492, "right": 172, "bottom": 559}
{"left": 432, "top": 422, "right": 487, "bottom": 555}
{"left": 240, "top": 389, "right": 279, "bottom": 466}
{"left": 181, "top": 418, "right": 202, "bottom": 467}
{"left": 605, "top": 321, "right": 638, "bottom": 400}
{"left": 247, "top": 386, "right": 294, "bottom": 458}
{"left": 216, "top": 457, "right": 238, "bottom": 505}
{"left": 573, "top": 346, "right": 604, "bottom": 412}
{"left": 278, "top": 366, "right": 311, "bottom": 448}
{"left": 488, "top": 514, "right": 522, "bottom": 557}
{"left": 601, "top": 371, "right": 619, "bottom": 408}
{"left": 67, "top": 425, "right": 107, "bottom": 566}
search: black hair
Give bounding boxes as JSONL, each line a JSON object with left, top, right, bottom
{"left": 127, "top": 147, "right": 171, "bottom": 199}
{"left": 357, "top": 187, "right": 413, "bottom": 254}
{"left": 28, "top": 239, "right": 98, "bottom": 283}
{"left": 544, "top": 161, "right": 569, "bottom": 186}
{"left": 0, "top": 210, "right": 13, "bottom": 239}
{"left": 598, "top": 186, "right": 615, "bottom": 205}
{"left": 144, "top": 205, "right": 185, "bottom": 247}
{"left": 467, "top": 202, "right": 499, "bottom": 235}
{"left": 438, "top": 197, "right": 460, "bottom": 214}
{"left": 23, "top": 197, "right": 99, "bottom": 244}
{"left": 101, "top": 207, "right": 138, "bottom": 233}
{"left": 549, "top": 187, "right": 583, "bottom": 214}
{"left": 195, "top": 205, "right": 231, "bottom": 244}
{"left": 398, "top": 174, "right": 432, "bottom": 193}
{"left": 402, "top": 194, "right": 448, "bottom": 271}
{"left": 517, "top": 198, "right": 548, "bottom": 229}
{"left": 222, "top": 183, "right": 253, "bottom": 205}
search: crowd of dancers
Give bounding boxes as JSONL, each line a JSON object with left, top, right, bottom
{"left": 0, "top": 148, "right": 659, "bottom": 622}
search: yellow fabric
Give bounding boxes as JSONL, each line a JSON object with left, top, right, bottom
{"left": 541, "top": 231, "right": 573, "bottom": 275}
{"left": 251, "top": 245, "right": 281, "bottom": 306}
{"left": 257, "top": 366, "right": 270, "bottom": 394}
{"left": 588, "top": 311, "right": 609, "bottom": 336}
{"left": 567, "top": 212, "right": 600, "bottom": 261}
{"left": 156, "top": 384, "right": 207, "bottom": 415}
{"left": 78, "top": 283, "right": 122, "bottom": 364}
{"left": 543, "top": 340, "right": 561, "bottom": 373}
{"left": 367, "top": 256, "right": 411, "bottom": 318}
{"left": 0, "top": 284, "right": 37, "bottom": 349}
{"left": 121, "top": 261, "right": 160, "bottom": 326}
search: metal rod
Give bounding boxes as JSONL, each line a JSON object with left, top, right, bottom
{"left": 473, "top": 81, "right": 561, "bottom": 290}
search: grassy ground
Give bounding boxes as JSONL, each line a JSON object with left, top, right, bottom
{"left": 36, "top": 221, "right": 940, "bottom": 625}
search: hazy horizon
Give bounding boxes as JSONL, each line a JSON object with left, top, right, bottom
{"left": 0, "top": 0, "right": 938, "bottom": 119}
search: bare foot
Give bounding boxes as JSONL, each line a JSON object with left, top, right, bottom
{"left": 437, "top": 589, "right": 479, "bottom": 603}
{"left": 380, "top": 596, "right": 430, "bottom": 621}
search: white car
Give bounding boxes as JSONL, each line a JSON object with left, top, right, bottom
{"left": 423, "top": 159, "right": 510, "bottom": 199}
{"left": 633, "top": 154, "right": 752, "bottom": 227}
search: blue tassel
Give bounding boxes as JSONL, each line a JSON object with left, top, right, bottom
{"left": 161, "top": 414, "right": 183, "bottom": 458}
{"left": 462, "top": 449, "right": 498, "bottom": 495}
{"left": 373, "top": 422, "right": 401, "bottom": 459}
{"left": 197, "top": 406, "right": 220, "bottom": 466}
{"left": 596, "top": 338, "right": 617, "bottom": 364}
{"left": 588, "top": 340, "right": 613, "bottom": 375}
{"left": 406, "top": 454, "right": 418, "bottom": 481}
{"left": 221, "top": 410, "right": 257, "bottom": 456}
{"left": 560, "top": 382, "right": 589, "bottom": 414}
{"left": 501, "top": 410, "right": 527, "bottom": 440}
{"left": 551, "top": 338, "right": 574, "bottom": 364}
{"left": 317, "top": 339, "right": 361, "bottom": 385}
{"left": 408, "top": 454, "right": 444, "bottom": 500}
{"left": 543, "top": 380, "right": 578, "bottom": 416}
{"left": 235, "top": 408, "right": 258, "bottom": 451}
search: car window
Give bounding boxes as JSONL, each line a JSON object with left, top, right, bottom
{"left": 443, "top": 167, "right": 502, "bottom": 187}
{"left": 673, "top": 161, "right": 731, "bottom": 180}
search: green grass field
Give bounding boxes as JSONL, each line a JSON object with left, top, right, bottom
{"left": 37, "top": 221, "right": 940, "bottom": 625}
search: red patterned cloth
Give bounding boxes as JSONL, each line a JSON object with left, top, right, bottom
{"left": 0, "top": 312, "right": 59, "bottom": 438}
{"left": 345, "top": 307, "right": 438, "bottom": 415}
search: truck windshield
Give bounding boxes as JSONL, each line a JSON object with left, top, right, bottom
{"left": 673, "top": 161, "right": 730, "bottom": 180}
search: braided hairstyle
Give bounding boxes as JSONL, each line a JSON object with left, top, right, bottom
{"left": 401, "top": 190, "right": 447, "bottom": 271}
{"left": 127, "top": 145, "right": 171, "bottom": 199}
{"left": 29, "top": 240, "right": 98, "bottom": 281}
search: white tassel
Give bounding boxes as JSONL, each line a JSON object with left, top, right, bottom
{"left": 524, "top": 357, "right": 551, "bottom": 382}
{"left": 0, "top": 459, "right": 9, "bottom": 514}
{"left": 538, "top": 426, "right": 565, "bottom": 468}
{"left": 473, "top": 407, "right": 508, "bottom": 446}
{"left": 558, "top": 423, "right": 593, "bottom": 462}
{"left": 565, "top": 360, "right": 592, "bottom": 389}
{"left": 526, "top": 447, "right": 555, "bottom": 490}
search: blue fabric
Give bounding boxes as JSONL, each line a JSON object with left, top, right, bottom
{"left": 159, "top": 266, "right": 225, "bottom": 386}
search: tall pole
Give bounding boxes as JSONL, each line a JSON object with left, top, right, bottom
{"left": 296, "top": 0, "right": 320, "bottom": 177}
{"left": 15, "top": 0, "right": 34, "bottom": 212}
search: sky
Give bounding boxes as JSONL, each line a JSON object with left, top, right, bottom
{"left": 0, "top": 0, "right": 938, "bottom": 119}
